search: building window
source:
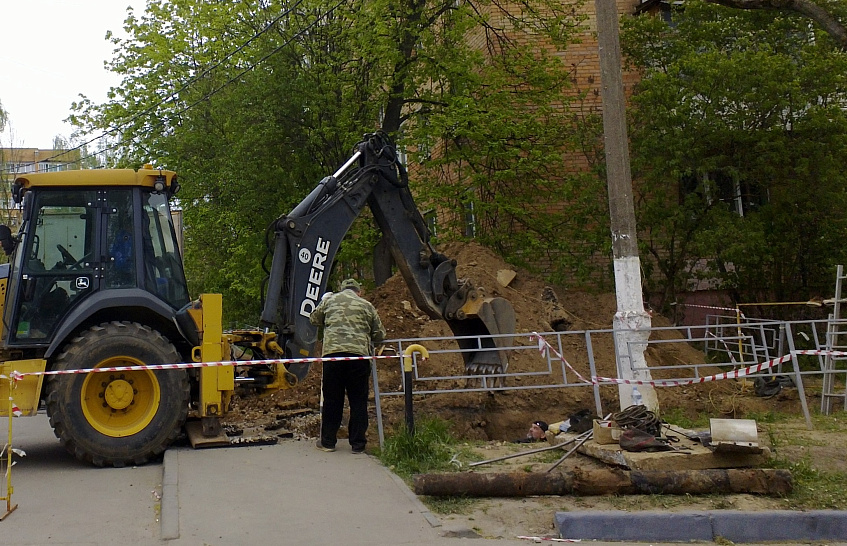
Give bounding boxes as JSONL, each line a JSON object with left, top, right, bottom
{"left": 464, "top": 200, "right": 476, "bottom": 238}
{"left": 424, "top": 209, "right": 438, "bottom": 239}
{"left": 680, "top": 170, "right": 766, "bottom": 217}
{"left": 4, "top": 163, "right": 35, "bottom": 174}
{"left": 39, "top": 161, "right": 69, "bottom": 173}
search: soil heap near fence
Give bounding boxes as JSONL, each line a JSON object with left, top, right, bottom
{"left": 224, "top": 241, "right": 811, "bottom": 443}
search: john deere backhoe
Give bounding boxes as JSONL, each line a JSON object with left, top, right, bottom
{"left": 0, "top": 132, "right": 515, "bottom": 467}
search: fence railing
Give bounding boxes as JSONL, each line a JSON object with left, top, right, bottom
{"left": 371, "top": 317, "right": 847, "bottom": 446}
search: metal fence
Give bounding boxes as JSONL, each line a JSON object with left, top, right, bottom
{"left": 370, "top": 315, "right": 847, "bottom": 445}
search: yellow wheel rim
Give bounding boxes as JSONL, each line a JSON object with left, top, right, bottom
{"left": 80, "top": 357, "right": 161, "bottom": 438}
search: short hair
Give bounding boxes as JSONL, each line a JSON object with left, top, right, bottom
{"left": 532, "top": 420, "right": 548, "bottom": 431}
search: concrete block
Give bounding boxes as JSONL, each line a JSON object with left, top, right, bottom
{"left": 710, "top": 510, "right": 847, "bottom": 542}
{"left": 555, "top": 511, "right": 713, "bottom": 542}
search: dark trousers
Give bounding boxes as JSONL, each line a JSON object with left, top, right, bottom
{"left": 320, "top": 353, "right": 371, "bottom": 450}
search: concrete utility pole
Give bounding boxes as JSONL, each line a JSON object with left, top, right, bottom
{"left": 593, "top": 0, "right": 658, "bottom": 411}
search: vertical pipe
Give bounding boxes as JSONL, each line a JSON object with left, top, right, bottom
{"left": 371, "top": 357, "right": 384, "bottom": 447}
{"left": 4, "top": 375, "right": 18, "bottom": 517}
{"left": 784, "top": 322, "right": 813, "bottom": 430}
{"left": 402, "top": 345, "right": 429, "bottom": 435}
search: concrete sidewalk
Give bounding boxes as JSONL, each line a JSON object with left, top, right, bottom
{"left": 0, "top": 413, "right": 162, "bottom": 545}
{"left": 1, "top": 413, "right": 815, "bottom": 545}
{"left": 161, "top": 439, "right": 503, "bottom": 545}
{"left": 1, "top": 413, "right": 529, "bottom": 545}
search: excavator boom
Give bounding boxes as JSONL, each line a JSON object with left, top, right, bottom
{"left": 260, "top": 132, "right": 515, "bottom": 380}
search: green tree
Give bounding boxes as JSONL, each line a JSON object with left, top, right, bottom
{"left": 622, "top": 1, "right": 847, "bottom": 315}
{"left": 707, "top": 0, "right": 847, "bottom": 49}
{"left": 0, "top": 99, "right": 7, "bottom": 134}
{"left": 70, "top": 0, "right": 605, "bottom": 323}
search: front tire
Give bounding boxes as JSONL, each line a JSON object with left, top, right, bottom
{"left": 46, "top": 321, "right": 189, "bottom": 467}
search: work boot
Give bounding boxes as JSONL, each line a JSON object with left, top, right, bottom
{"left": 315, "top": 440, "right": 336, "bottom": 452}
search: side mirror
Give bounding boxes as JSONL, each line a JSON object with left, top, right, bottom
{"left": 0, "top": 225, "right": 16, "bottom": 256}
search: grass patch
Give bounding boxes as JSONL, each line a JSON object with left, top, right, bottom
{"left": 810, "top": 410, "right": 847, "bottom": 432}
{"left": 766, "top": 456, "right": 847, "bottom": 510}
{"left": 659, "top": 408, "right": 710, "bottom": 429}
{"left": 376, "top": 417, "right": 458, "bottom": 480}
{"left": 743, "top": 410, "right": 786, "bottom": 424}
{"left": 375, "top": 419, "right": 485, "bottom": 515}
{"left": 423, "top": 495, "right": 479, "bottom": 515}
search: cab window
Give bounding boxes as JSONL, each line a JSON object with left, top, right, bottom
{"left": 14, "top": 191, "right": 96, "bottom": 340}
{"left": 142, "top": 192, "right": 189, "bottom": 308}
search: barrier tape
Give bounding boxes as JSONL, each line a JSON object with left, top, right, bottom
{"left": 532, "top": 334, "right": 593, "bottom": 385}
{"left": 7, "top": 334, "right": 845, "bottom": 387}
{"left": 7, "top": 353, "right": 400, "bottom": 382}
{"left": 671, "top": 302, "right": 745, "bottom": 315}
{"left": 530, "top": 332, "right": 835, "bottom": 388}
{"left": 706, "top": 331, "right": 738, "bottom": 364}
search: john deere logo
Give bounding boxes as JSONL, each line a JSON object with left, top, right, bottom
{"left": 299, "top": 237, "right": 331, "bottom": 318}
{"left": 75, "top": 277, "right": 90, "bottom": 289}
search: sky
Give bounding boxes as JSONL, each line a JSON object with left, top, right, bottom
{"left": 0, "top": 1, "right": 134, "bottom": 149}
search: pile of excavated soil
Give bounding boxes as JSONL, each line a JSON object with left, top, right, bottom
{"left": 223, "top": 241, "right": 810, "bottom": 444}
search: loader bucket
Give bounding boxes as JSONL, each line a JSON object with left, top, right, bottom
{"left": 446, "top": 296, "right": 516, "bottom": 376}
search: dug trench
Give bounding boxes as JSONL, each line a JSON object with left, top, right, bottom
{"left": 221, "top": 241, "right": 841, "bottom": 539}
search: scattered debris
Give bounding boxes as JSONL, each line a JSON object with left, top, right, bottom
{"left": 497, "top": 269, "right": 517, "bottom": 287}
{"left": 228, "top": 435, "right": 279, "bottom": 447}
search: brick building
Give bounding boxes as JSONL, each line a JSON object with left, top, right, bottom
{"left": 0, "top": 148, "right": 81, "bottom": 228}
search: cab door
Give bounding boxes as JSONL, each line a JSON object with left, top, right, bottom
{"left": 10, "top": 189, "right": 99, "bottom": 343}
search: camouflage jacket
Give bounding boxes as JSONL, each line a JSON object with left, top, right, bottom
{"left": 310, "top": 289, "right": 386, "bottom": 356}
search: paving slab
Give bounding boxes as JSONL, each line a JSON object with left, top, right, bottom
{"left": 0, "top": 413, "right": 161, "bottom": 546}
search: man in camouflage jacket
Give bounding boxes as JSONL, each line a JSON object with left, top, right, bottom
{"left": 310, "top": 278, "right": 386, "bottom": 453}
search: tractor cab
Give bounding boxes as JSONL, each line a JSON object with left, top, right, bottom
{"left": 2, "top": 167, "right": 190, "bottom": 349}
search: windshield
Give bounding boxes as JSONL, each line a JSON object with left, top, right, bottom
{"left": 142, "top": 192, "right": 189, "bottom": 309}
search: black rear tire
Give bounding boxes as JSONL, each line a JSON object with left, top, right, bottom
{"left": 46, "top": 321, "right": 189, "bottom": 467}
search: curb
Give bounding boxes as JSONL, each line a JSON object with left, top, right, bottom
{"left": 160, "top": 449, "right": 179, "bottom": 540}
{"left": 380, "top": 462, "right": 443, "bottom": 528}
{"left": 555, "top": 510, "right": 847, "bottom": 543}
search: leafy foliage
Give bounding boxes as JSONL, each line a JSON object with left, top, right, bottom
{"left": 69, "top": 0, "right": 606, "bottom": 324}
{"left": 622, "top": 1, "right": 847, "bottom": 313}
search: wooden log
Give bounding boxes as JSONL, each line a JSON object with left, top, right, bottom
{"left": 413, "top": 468, "right": 792, "bottom": 497}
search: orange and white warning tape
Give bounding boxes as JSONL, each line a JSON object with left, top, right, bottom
{"left": 531, "top": 333, "right": 835, "bottom": 388}
{"left": 706, "top": 331, "right": 738, "bottom": 364}
{"left": 6, "top": 354, "right": 399, "bottom": 383}
{"left": 532, "top": 334, "right": 594, "bottom": 385}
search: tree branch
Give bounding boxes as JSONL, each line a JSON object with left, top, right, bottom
{"left": 707, "top": 0, "right": 847, "bottom": 49}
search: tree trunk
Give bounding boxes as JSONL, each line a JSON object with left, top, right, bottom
{"left": 413, "top": 468, "right": 792, "bottom": 497}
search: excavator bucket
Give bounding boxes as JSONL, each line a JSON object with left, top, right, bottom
{"left": 447, "top": 295, "right": 517, "bottom": 376}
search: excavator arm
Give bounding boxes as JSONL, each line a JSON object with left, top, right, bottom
{"left": 260, "top": 132, "right": 515, "bottom": 382}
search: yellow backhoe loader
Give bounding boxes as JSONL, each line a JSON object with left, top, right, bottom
{"left": 0, "top": 132, "right": 515, "bottom": 466}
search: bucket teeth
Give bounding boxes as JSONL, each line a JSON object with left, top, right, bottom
{"left": 464, "top": 363, "right": 505, "bottom": 376}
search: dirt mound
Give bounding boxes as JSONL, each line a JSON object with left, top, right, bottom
{"left": 224, "top": 241, "right": 808, "bottom": 443}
